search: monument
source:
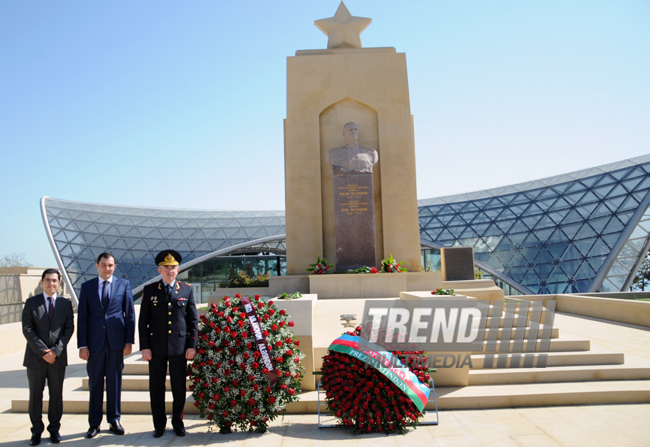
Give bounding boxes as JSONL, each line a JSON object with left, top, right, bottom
{"left": 283, "top": 1, "right": 423, "bottom": 274}
{"left": 328, "top": 122, "right": 378, "bottom": 270}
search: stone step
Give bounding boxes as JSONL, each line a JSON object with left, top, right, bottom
{"left": 14, "top": 379, "right": 650, "bottom": 414}
{"left": 82, "top": 376, "right": 187, "bottom": 392}
{"left": 471, "top": 337, "right": 590, "bottom": 354}
{"left": 469, "top": 363, "right": 650, "bottom": 385}
{"left": 470, "top": 350, "right": 625, "bottom": 369}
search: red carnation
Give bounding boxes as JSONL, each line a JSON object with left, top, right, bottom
{"left": 288, "top": 321, "right": 295, "bottom": 327}
{"left": 271, "top": 324, "right": 278, "bottom": 331}
{"left": 268, "top": 396, "right": 276, "bottom": 404}
{"left": 288, "top": 388, "right": 295, "bottom": 395}
{"left": 230, "top": 399, "right": 237, "bottom": 407}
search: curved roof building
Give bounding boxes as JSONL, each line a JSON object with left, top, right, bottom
{"left": 42, "top": 154, "right": 650, "bottom": 303}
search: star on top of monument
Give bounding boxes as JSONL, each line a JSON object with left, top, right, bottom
{"left": 315, "top": 2, "right": 372, "bottom": 49}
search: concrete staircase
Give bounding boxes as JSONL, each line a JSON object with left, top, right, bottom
{"left": 10, "top": 302, "right": 650, "bottom": 415}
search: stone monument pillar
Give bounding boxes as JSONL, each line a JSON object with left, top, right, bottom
{"left": 284, "top": 2, "right": 422, "bottom": 274}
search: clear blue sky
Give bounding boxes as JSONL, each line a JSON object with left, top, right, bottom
{"left": 1, "top": 1, "right": 649, "bottom": 267}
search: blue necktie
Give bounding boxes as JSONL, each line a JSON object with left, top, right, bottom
{"left": 166, "top": 284, "right": 172, "bottom": 300}
{"left": 102, "top": 280, "right": 109, "bottom": 311}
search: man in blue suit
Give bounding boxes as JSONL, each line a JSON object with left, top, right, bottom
{"left": 77, "top": 252, "right": 135, "bottom": 438}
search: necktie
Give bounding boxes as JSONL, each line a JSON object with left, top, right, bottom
{"left": 166, "top": 284, "right": 172, "bottom": 300}
{"left": 48, "top": 296, "right": 54, "bottom": 324}
{"left": 102, "top": 280, "right": 109, "bottom": 311}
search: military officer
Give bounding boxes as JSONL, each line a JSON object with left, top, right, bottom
{"left": 139, "top": 250, "right": 198, "bottom": 438}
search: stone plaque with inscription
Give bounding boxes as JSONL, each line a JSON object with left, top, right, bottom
{"left": 332, "top": 174, "right": 376, "bottom": 270}
{"left": 440, "top": 247, "right": 475, "bottom": 281}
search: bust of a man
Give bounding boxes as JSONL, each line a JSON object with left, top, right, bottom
{"left": 327, "top": 122, "right": 378, "bottom": 175}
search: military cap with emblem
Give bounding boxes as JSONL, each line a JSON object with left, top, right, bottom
{"left": 155, "top": 250, "right": 182, "bottom": 266}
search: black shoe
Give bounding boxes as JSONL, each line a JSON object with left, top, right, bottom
{"left": 109, "top": 420, "right": 125, "bottom": 435}
{"left": 29, "top": 434, "right": 41, "bottom": 446}
{"left": 174, "top": 427, "right": 185, "bottom": 437}
{"left": 86, "top": 426, "right": 100, "bottom": 438}
{"left": 50, "top": 432, "right": 61, "bottom": 444}
{"left": 153, "top": 429, "right": 165, "bottom": 438}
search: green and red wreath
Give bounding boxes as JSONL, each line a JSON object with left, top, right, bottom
{"left": 320, "top": 326, "right": 432, "bottom": 434}
{"left": 187, "top": 294, "right": 305, "bottom": 433}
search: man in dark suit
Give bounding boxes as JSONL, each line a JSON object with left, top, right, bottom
{"left": 22, "top": 268, "right": 74, "bottom": 446}
{"left": 77, "top": 252, "right": 135, "bottom": 438}
{"left": 139, "top": 250, "right": 198, "bottom": 438}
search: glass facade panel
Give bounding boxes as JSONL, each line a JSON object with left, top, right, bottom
{"left": 43, "top": 156, "right": 650, "bottom": 302}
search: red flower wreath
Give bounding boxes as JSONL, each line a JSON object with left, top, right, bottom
{"left": 320, "top": 326, "right": 431, "bottom": 434}
{"left": 187, "top": 294, "right": 305, "bottom": 433}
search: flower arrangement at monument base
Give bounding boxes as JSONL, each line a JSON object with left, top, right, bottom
{"left": 306, "top": 256, "right": 333, "bottom": 274}
{"left": 320, "top": 326, "right": 432, "bottom": 434}
{"left": 431, "top": 288, "right": 454, "bottom": 295}
{"left": 381, "top": 254, "right": 407, "bottom": 273}
{"left": 188, "top": 294, "right": 305, "bottom": 433}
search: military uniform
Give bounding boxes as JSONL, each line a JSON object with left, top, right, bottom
{"left": 139, "top": 253, "right": 197, "bottom": 435}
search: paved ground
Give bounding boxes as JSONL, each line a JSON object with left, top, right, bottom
{"left": 1, "top": 311, "right": 649, "bottom": 446}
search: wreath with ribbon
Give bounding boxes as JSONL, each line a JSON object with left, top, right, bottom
{"left": 320, "top": 326, "right": 432, "bottom": 434}
{"left": 188, "top": 294, "right": 305, "bottom": 433}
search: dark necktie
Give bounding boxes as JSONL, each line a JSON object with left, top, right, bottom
{"left": 48, "top": 296, "right": 54, "bottom": 324}
{"left": 102, "top": 280, "right": 109, "bottom": 311}
{"left": 166, "top": 284, "right": 172, "bottom": 300}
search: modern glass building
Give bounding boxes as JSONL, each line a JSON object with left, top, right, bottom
{"left": 42, "top": 154, "right": 650, "bottom": 303}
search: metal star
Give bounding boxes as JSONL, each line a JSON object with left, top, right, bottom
{"left": 315, "top": 2, "right": 372, "bottom": 49}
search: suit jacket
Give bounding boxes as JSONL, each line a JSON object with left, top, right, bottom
{"left": 77, "top": 276, "right": 135, "bottom": 352}
{"left": 139, "top": 280, "right": 198, "bottom": 356}
{"left": 22, "top": 294, "right": 74, "bottom": 369}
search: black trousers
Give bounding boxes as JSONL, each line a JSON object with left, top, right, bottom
{"left": 27, "top": 363, "right": 65, "bottom": 435}
{"left": 149, "top": 354, "right": 187, "bottom": 431}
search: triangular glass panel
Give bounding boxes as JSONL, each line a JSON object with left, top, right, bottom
{"left": 522, "top": 270, "right": 541, "bottom": 286}
{"left": 622, "top": 177, "right": 643, "bottom": 192}
{"left": 483, "top": 236, "right": 502, "bottom": 251}
{"left": 548, "top": 210, "right": 568, "bottom": 224}
{"left": 617, "top": 196, "right": 641, "bottom": 213}
{"left": 448, "top": 226, "right": 465, "bottom": 239}
{"left": 537, "top": 197, "right": 559, "bottom": 211}
{"left": 564, "top": 181, "right": 588, "bottom": 195}
{"left": 628, "top": 237, "right": 648, "bottom": 251}
{"left": 552, "top": 183, "right": 571, "bottom": 195}
{"left": 574, "top": 261, "right": 596, "bottom": 280}
{"left": 459, "top": 227, "right": 479, "bottom": 239}
{"left": 606, "top": 184, "right": 628, "bottom": 199}
{"left": 521, "top": 233, "right": 541, "bottom": 248}
{"left": 469, "top": 212, "right": 491, "bottom": 224}
{"left": 561, "top": 259, "right": 582, "bottom": 278}
{"left": 449, "top": 202, "right": 466, "bottom": 212}
{"left": 496, "top": 219, "right": 516, "bottom": 233}
{"left": 509, "top": 219, "right": 530, "bottom": 234}
{"left": 496, "top": 208, "right": 517, "bottom": 220}
{"left": 508, "top": 251, "right": 527, "bottom": 267}
{"left": 574, "top": 237, "right": 597, "bottom": 256}
{"left": 533, "top": 215, "right": 557, "bottom": 230}
{"left": 535, "top": 249, "right": 555, "bottom": 265}
{"left": 547, "top": 283, "right": 568, "bottom": 294}
{"left": 588, "top": 239, "right": 611, "bottom": 257}
{"left": 481, "top": 224, "right": 503, "bottom": 237}
{"left": 484, "top": 208, "right": 502, "bottom": 219}
{"left": 436, "top": 229, "right": 455, "bottom": 242}
{"left": 547, "top": 242, "right": 568, "bottom": 259}
{"left": 506, "top": 266, "right": 528, "bottom": 282}
{"left": 576, "top": 202, "right": 599, "bottom": 219}
{"left": 610, "top": 168, "right": 631, "bottom": 181}
{"left": 592, "top": 184, "right": 615, "bottom": 199}
{"left": 560, "top": 209, "right": 585, "bottom": 226}
{"left": 521, "top": 246, "right": 541, "bottom": 262}
{"left": 525, "top": 188, "right": 545, "bottom": 201}
{"left": 508, "top": 232, "right": 528, "bottom": 247}
{"left": 588, "top": 216, "right": 611, "bottom": 234}
{"left": 565, "top": 191, "right": 586, "bottom": 206}
{"left": 522, "top": 203, "right": 544, "bottom": 216}
{"left": 495, "top": 250, "right": 515, "bottom": 266}
{"left": 448, "top": 215, "right": 468, "bottom": 226}
{"left": 423, "top": 229, "right": 442, "bottom": 242}
{"left": 576, "top": 191, "right": 600, "bottom": 206}
{"left": 533, "top": 228, "right": 555, "bottom": 243}
{"left": 561, "top": 245, "right": 583, "bottom": 261}
{"left": 495, "top": 236, "right": 516, "bottom": 251}
{"left": 575, "top": 224, "right": 597, "bottom": 240}
{"left": 601, "top": 233, "right": 621, "bottom": 249}
{"left": 602, "top": 217, "right": 625, "bottom": 235}
{"left": 509, "top": 203, "right": 529, "bottom": 215}
{"left": 622, "top": 166, "right": 646, "bottom": 180}
{"left": 549, "top": 198, "right": 571, "bottom": 212}
{"left": 548, "top": 266, "right": 568, "bottom": 284}
{"left": 485, "top": 254, "right": 503, "bottom": 270}
{"left": 438, "top": 214, "right": 455, "bottom": 225}
{"left": 593, "top": 174, "right": 617, "bottom": 188}
{"left": 522, "top": 216, "right": 542, "bottom": 230}
{"left": 460, "top": 202, "right": 480, "bottom": 213}
{"left": 603, "top": 195, "right": 627, "bottom": 213}
{"left": 537, "top": 188, "right": 559, "bottom": 200}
